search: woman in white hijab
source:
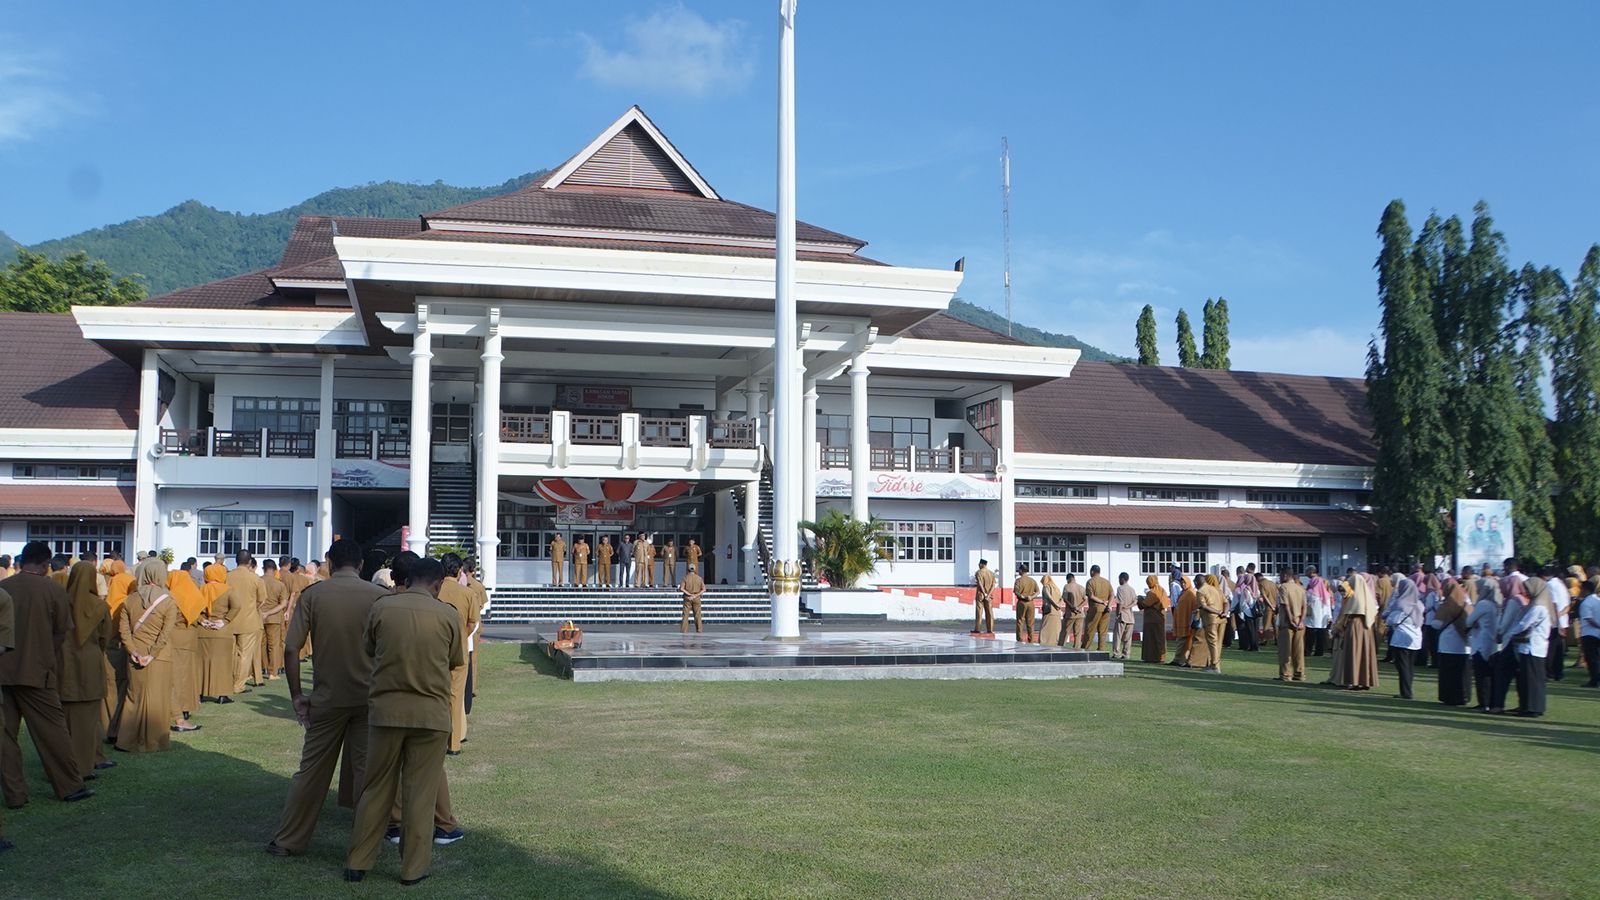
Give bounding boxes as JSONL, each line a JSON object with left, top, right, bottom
{"left": 1383, "top": 577, "right": 1425, "bottom": 699}
{"left": 1464, "top": 566, "right": 1503, "bottom": 712}
{"left": 1508, "top": 577, "right": 1554, "bottom": 717}
{"left": 1335, "top": 573, "right": 1380, "bottom": 690}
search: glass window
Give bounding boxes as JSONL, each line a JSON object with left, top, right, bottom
{"left": 1258, "top": 538, "right": 1321, "bottom": 575}
{"left": 12, "top": 462, "right": 134, "bottom": 481}
{"left": 878, "top": 520, "right": 955, "bottom": 563}
{"left": 868, "top": 417, "right": 931, "bottom": 450}
{"left": 1127, "top": 486, "right": 1220, "bottom": 502}
{"left": 1245, "top": 489, "right": 1330, "bottom": 506}
{"left": 816, "top": 413, "right": 851, "bottom": 448}
{"left": 27, "top": 521, "right": 125, "bottom": 560}
{"left": 1139, "top": 536, "right": 1209, "bottom": 576}
{"left": 233, "top": 397, "right": 320, "bottom": 432}
{"left": 198, "top": 509, "right": 295, "bottom": 558}
{"left": 1016, "top": 482, "right": 1098, "bottom": 499}
{"left": 335, "top": 399, "right": 411, "bottom": 437}
{"left": 1015, "top": 533, "right": 1087, "bottom": 576}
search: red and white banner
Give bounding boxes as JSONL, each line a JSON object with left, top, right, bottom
{"left": 533, "top": 478, "right": 689, "bottom": 507}
{"left": 556, "top": 502, "right": 637, "bottom": 525}
{"left": 815, "top": 471, "right": 1000, "bottom": 501}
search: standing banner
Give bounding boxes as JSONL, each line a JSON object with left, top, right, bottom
{"left": 1455, "top": 499, "right": 1514, "bottom": 572}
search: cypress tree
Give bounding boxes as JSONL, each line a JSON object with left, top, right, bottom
{"left": 1175, "top": 309, "right": 1199, "bottom": 367}
{"left": 1508, "top": 264, "right": 1559, "bottom": 561}
{"left": 1200, "top": 299, "right": 1217, "bottom": 368}
{"left": 1367, "top": 201, "right": 1455, "bottom": 560}
{"left": 1554, "top": 246, "right": 1600, "bottom": 561}
{"left": 1411, "top": 213, "right": 1468, "bottom": 493}
{"left": 1210, "top": 298, "right": 1231, "bottom": 369}
{"left": 1135, "top": 305, "right": 1160, "bottom": 365}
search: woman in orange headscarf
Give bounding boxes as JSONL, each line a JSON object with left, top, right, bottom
{"left": 105, "top": 560, "right": 134, "bottom": 619}
{"left": 1170, "top": 576, "right": 1200, "bottom": 667}
{"left": 101, "top": 559, "right": 133, "bottom": 745}
{"left": 116, "top": 558, "right": 178, "bottom": 752}
{"left": 197, "top": 562, "right": 237, "bottom": 702}
{"left": 1138, "top": 575, "right": 1171, "bottom": 663}
{"left": 59, "top": 561, "right": 110, "bottom": 778}
{"left": 166, "top": 566, "right": 207, "bottom": 729}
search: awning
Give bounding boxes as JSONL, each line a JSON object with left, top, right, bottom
{"left": 1016, "top": 503, "right": 1376, "bottom": 536}
{"left": 0, "top": 485, "right": 136, "bottom": 519}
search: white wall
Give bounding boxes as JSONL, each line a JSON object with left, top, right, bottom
{"left": 154, "top": 486, "right": 318, "bottom": 562}
{"left": 844, "top": 497, "right": 994, "bottom": 586}
{"left": 0, "top": 520, "right": 27, "bottom": 556}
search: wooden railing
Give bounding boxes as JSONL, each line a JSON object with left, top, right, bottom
{"left": 869, "top": 447, "right": 912, "bottom": 471}
{"left": 211, "top": 430, "right": 262, "bottom": 458}
{"left": 960, "top": 450, "right": 998, "bottom": 473}
{"left": 265, "top": 431, "right": 316, "bottom": 459}
{"left": 709, "top": 419, "right": 756, "bottom": 448}
{"left": 915, "top": 448, "right": 956, "bottom": 472}
{"left": 570, "top": 415, "right": 620, "bottom": 445}
{"left": 819, "top": 446, "right": 850, "bottom": 469}
{"left": 500, "top": 413, "right": 552, "bottom": 444}
{"left": 640, "top": 417, "right": 690, "bottom": 447}
{"left": 159, "top": 429, "right": 208, "bottom": 457}
{"left": 336, "top": 433, "right": 373, "bottom": 459}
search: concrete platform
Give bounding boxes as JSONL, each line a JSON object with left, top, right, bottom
{"left": 535, "top": 630, "right": 1125, "bottom": 682}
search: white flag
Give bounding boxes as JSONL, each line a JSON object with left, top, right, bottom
{"left": 781, "top": 0, "right": 797, "bottom": 25}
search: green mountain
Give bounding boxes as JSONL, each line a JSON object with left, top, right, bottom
{"left": 945, "top": 298, "right": 1126, "bottom": 362}
{"left": 6, "top": 174, "right": 542, "bottom": 295}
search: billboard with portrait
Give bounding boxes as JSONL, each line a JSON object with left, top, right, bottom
{"left": 1455, "top": 499, "right": 1514, "bottom": 571}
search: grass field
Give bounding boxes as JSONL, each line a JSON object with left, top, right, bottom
{"left": 4, "top": 638, "right": 1597, "bottom": 899}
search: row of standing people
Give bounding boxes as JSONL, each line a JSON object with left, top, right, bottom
{"left": 543, "top": 534, "right": 707, "bottom": 588}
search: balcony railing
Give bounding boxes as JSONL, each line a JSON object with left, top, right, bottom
{"left": 960, "top": 450, "right": 997, "bottom": 474}
{"left": 819, "top": 446, "right": 849, "bottom": 469}
{"left": 501, "top": 413, "right": 552, "bottom": 444}
{"left": 172, "top": 429, "right": 317, "bottom": 459}
{"left": 159, "top": 429, "right": 208, "bottom": 457}
{"left": 709, "top": 419, "right": 756, "bottom": 449}
{"left": 266, "top": 432, "right": 316, "bottom": 459}
{"left": 869, "top": 447, "right": 912, "bottom": 471}
{"left": 640, "top": 417, "right": 690, "bottom": 447}
{"left": 821, "top": 443, "right": 996, "bottom": 474}
{"left": 915, "top": 448, "right": 956, "bottom": 473}
{"left": 336, "top": 431, "right": 411, "bottom": 460}
{"left": 570, "top": 415, "right": 620, "bottom": 445}
{"left": 212, "top": 430, "right": 262, "bottom": 458}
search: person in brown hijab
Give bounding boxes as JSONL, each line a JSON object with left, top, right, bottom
{"left": 198, "top": 563, "right": 238, "bottom": 703}
{"left": 1196, "top": 573, "right": 1230, "bottom": 673}
{"left": 1335, "top": 575, "right": 1380, "bottom": 690}
{"left": 1169, "top": 576, "right": 1200, "bottom": 667}
{"left": 165, "top": 566, "right": 207, "bottom": 726}
{"left": 59, "top": 562, "right": 110, "bottom": 779}
{"left": 226, "top": 552, "right": 267, "bottom": 695}
{"left": 116, "top": 558, "right": 179, "bottom": 752}
{"left": 1137, "top": 575, "right": 1170, "bottom": 663}
{"left": 1039, "top": 575, "right": 1066, "bottom": 646}
{"left": 1062, "top": 573, "right": 1087, "bottom": 647}
{"left": 0, "top": 542, "right": 93, "bottom": 806}
{"left": 1274, "top": 569, "right": 1307, "bottom": 682}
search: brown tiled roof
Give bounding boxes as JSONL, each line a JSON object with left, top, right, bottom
{"left": 1016, "top": 503, "right": 1376, "bottom": 535}
{"left": 0, "top": 313, "right": 137, "bottom": 429}
{"left": 1015, "top": 363, "right": 1373, "bottom": 467}
{"left": 139, "top": 270, "right": 325, "bottom": 310}
{"left": 402, "top": 229, "right": 885, "bottom": 265}
{"left": 0, "top": 484, "right": 135, "bottom": 518}
{"left": 425, "top": 172, "right": 866, "bottom": 249}
{"left": 273, "top": 216, "right": 422, "bottom": 277}
{"left": 901, "top": 312, "right": 1027, "bottom": 344}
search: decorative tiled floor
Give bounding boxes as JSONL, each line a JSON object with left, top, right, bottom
{"left": 537, "top": 630, "right": 1125, "bottom": 682}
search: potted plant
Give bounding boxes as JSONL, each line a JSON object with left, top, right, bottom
{"left": 798, "top": 509, "right": 886, "bottom": 589}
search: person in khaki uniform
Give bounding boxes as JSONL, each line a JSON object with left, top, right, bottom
{"left": 1039, "top": 575, "right": 1066, "bottom": 646}
{"left": 267, "top": 540, "right": 388, "bottom": 857}
{"left": 972, "top": 560, "right": 996, "bottom": 634}
{"left": 548, "top": 534, "right": 566, "bottom": 587}
{"left": 344, "top": 556, "right": 464, "bottom": 886}
{"left": 115, "top": 558, "right": 178, "bottom": 753}
{"left": 1275, "top": 569, "right": 1308, "bottom": 682}
{"left": 1082, "top": 566, "right": 1114, "bottom": 650}
{"left": 680, "top": 565, "right": 706, "bottom": 633}
{"left": 1013, "top": 566, "right": 1039, "bottom": 643}
{"left": 0, "top": 542, "right": 92, "bottom": 807}
{"left": 644, "top": 538, "right": 659, "bottom": 588}
{"left": 1062, "top": 574, "right": 1088, "bottom": 647}
{"left": 1197, "top": 573, "right": 1230, "bottom": 673}
{"left": 437, "top": 555, "right": 476, "bottom": 756}
{"left": 596, "top": 537, "right": 614, "bottom": 588}
{"left": 260, "top": 560, "right": 289, "bottom": 683}
{"left": 1113, "top": 573, "right": 1139, "bottom": 660}
{"left": 226, "top": 552, "right": 267, "bottom": 695}
{"left": 662, "top": 540, "right": 678, "bottom": 588}
{"left": 685, "top": 539, "right": 702, "bottom": 583}
{"left": 197, "top": 567, "right": 237, "bottom": 702}
{"left": 633, "top": 535, "right": 651, "bottom": 589}
{"left": 59, "top": 562, "right": 110, "bottom": 778}
{"left": 572, "top": 538, "right": 590, "bottom": 588}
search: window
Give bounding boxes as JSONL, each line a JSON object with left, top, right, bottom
{"left": 432, "top": 403, "right": 473, "bottom": 445}
{"left": 1139, "top": 536, "right": 1209, "bottom": 576}
{"left": 966, "top": 398, "right": 999, "bottom": 447}
{"left": 335, "top": 399, "right": 411, "bottom": 437}
{"left": 27, "top": 522, "right": 125, "bottom": 560}
{"left": 816, "top": 413, "right": 851, "bottom": 449}
{"left": 1245, "top": 489, "right": 1330, "bottom": 506}
{"left": 12, "top": 462, "right": 134, "bottom": 481}
{"left": 868, "top": 416, "right": 931, "bottom": 450}
{"left": 1015, "top": 533, "right": 1087, "bottom": 576}
{"left": 1258, "top": 538, "right": 1321, "bottom": 575}
{"left": 233, "top": 397, "right": 319, "bottom": 433}
{"left": 1017, "top": 482, "right": 1098, "bottom": 499}
{"left": 1127, "top": 486, "right": 1220, "bottom": 502}
{"left": 198, "top": 510, "right": 294, "bottom": 558}
{"left": 881, "top": 520, "right": 955, "bottom": 562}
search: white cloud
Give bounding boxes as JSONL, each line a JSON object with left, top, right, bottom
{"left": 577, "top": 4, "right": 753, "bottom": 97}
{"left": 1230, "top": 328, "right": 1374, "bottom": 378}
{"left": 0, "top": 41, "right": 83, "bottom": 144}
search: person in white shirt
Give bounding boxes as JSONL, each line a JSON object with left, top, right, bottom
{"left": 1541, "top": 565, "right": 1570, "bottom": 681}
{"left": 1462, "top": 567, "right": 1502, "bottom": 712}
{"left": 1577, "top": 579, "right": 1600, "bottom": 689}
{"left": 1508, "top": 577, "right": 1553, "bottom": 717}
{"left": 1432, "top": 577, "right": 1473, "bottom": 706}
{"left": 1383, "top": 577, "right": 1425, "bottom": 699}
{"left": 1420, "top": 573, "right": 1443, "bottom": 668}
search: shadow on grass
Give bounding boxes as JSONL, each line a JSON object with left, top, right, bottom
{"left": 6, "top": 741, "right": 677, "bottom": 898}
{"left": 1128, "top": 658, "right": 1600, "bottom": 756}
{"left": 240, "top": 689, "right": 297, "bottom": 721}
{"left": 518, "top": 642, "right": 568, "bottom": 680}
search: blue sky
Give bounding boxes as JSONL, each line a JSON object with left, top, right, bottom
{"left": 3, "top": 1, "right": 1598, "bottom": 376}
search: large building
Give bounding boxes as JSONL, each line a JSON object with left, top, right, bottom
{"left": 0, "top": 107, "right": 1376, "bottom": 610}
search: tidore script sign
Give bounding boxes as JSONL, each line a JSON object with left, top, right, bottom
{"left": 816, "top": 470, "right": 1001, "bottom": 501}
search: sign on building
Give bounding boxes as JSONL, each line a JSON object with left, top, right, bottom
{"left": 556, "top": 385, "right": 632, "bottom": 411}
{"left": 1455, "top": 498, "right": 1514, "bottom": 572}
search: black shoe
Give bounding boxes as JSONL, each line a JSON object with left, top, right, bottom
{"left": 432, "top": 827, "right": 465, "bottom": 845}
{"left": 385, "top": 825, "right": 401, "bottom": 845}
{"left": 446, "top": 750, "right": 462, "bottom": 757}
{"left": 5, "top": 802, "right": 24, "bottom": 811}
{"left": 62, "top": 788, "right": 94, "bottom": 802}
{"left": 103, "top": 736, "right": 117, "bottom": 745}
{"left": 199, "top": 696, "right": 216, "bottom": 703}
{"left": 84, "top": 773, "right": 97, "bottom": 782}
{"left": 93, "top": 760, "right": 117, "bottom": 771}
{"left": 0, "top": 838, "right": 13, "bottom": 852}
{"left": 401, "top": 874, "right": 430, "bottom": 886}
{"left": 265, "top": 841, "right": 293, "bottom": 857}
{"left": 217, "top": 696, "right": 234, "bottom": 705}
{"left": 343, "top": 869, "right": 366, "bottom": 883}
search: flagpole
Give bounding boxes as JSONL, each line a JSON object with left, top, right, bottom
{"left": 769, "top": 0, "right": 802, "bottom": 639}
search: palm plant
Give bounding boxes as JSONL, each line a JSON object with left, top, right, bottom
{"left": 798, "top": 509, "right": 886, "bottom": 589}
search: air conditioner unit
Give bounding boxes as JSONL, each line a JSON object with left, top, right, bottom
{"left": 168, "top": 509, "right": 193, "bottom": 525}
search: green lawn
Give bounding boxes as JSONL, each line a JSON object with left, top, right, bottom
{"left": 4, "top": 641, "right": 1597, "bottom": 899}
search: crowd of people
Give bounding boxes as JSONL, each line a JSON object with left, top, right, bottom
{"left": 0, "top": 539, "right": 489, "bottom": 884}
{"left": 542, "top": 533, "right": 708, "bottom": 588}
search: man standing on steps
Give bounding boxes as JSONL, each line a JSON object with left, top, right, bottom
{"left": 548, "top": 533, "right": 566, "bottom": 587}
{"left": 227, "top": 552, "right": 267, "bottom": 696}
{"left": 596, "top": 537, "right": 613, "bottom": 588}
{"left": 618, "top": 533, "right": 633, "bottom": 588}
{"left": 680, "top": 564, "right": 706, "bottom": 634}
{"left": 972, "top": 559, "right": 996, "bottom": 635}
{"left": 685, "top": 539, "right": 703, "bottom": 583}
{"left": 662, "top": 539, "right": 678, "bottom": 589}
{"left": 572, "top": 537, "right": 590, "bottom": 588}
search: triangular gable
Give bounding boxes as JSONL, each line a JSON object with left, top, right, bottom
{"left": 541, "top": 106, "right": 719, "bottom": 199}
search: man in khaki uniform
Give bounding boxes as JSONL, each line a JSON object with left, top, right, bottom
{"left": 438, "top": 555, "right": 476, "bottom": 755}
{"left": 1197, "top": 574, "right": 1230, "bottom": 673}
{"left": 0, "top": 542, "right": 93, "bottom": 808}
{"left": 637, "top": 535, "right": 655, "bottom": 588}
{"left": 260, "top": 559, "right": 289, "bottom": 682}
{"left": 1082, "top": 565, "right": 1114, "bottom": 650}
{"left": 227, "top": 552, "right": 267, "bottom": 694}
{"left": 548, "top": 534, "right": 566, "bottom": 587}
{"left": 1275, "top": 569, "right": 1308, "bottom": 682}
{"left": 1062, "top": 573, "right": 1088, "bottom": 646}
{"left": 344, "top": 556, "right": 463, "bottom": 886}
{"left": 972, "top": 560, "right": 996, "bottom": 634}
{"left": 1113, "top": 572, "right": 1139, "bottom": 659}
{"left": 1013, "top": 565, "right": 1039, "bottom": 643}
{"left": 572, "top": 537, "right": 590, "bottom": 588}
{"left": 597, "top": 537, "right": 614, "bottom": 588}
{"left": 680, "top": 564, "right": 706, "bottom": 633}
{"left": 267, "top": 540, "right": 388, "bottom": 857}
{"left": 685, "top": 539, "right": 703, "bottom": 583}
{"left": 662, "top": 540, "right": 678, "bottom": 588}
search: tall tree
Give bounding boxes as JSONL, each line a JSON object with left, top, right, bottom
{"left": 1457, "top": 205, "right": 1522, "bottom": 506}
{"left": 1201, "top": 297, "right": 1231, "bottom": 370}
{"left": 0, "top": 249, "right": 146, "bottom": 312}
{"left": 1175, "top": 309, "right": 1199, "bottom": 367}
{"left": 1135, "top": 305, "right": 1160, "bottom": 365}
{"left": 1367, "top": 201, "right": 1456, "bottom": 561}
{"left": 1553, "top": 246, "right": 1600, "bottom": 561}
{"left": 1410, "top": 213, "right": 1468, "bottom": 494}
{"left": 1507, "top": 264, "right": 1560, "bottom": 561}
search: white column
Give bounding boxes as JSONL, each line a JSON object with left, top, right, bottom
{"left": 743, "top": 477, "right": 762, "bottom": 585}
{"left": 768, "top": 0, "right": 802, "bottom": 639}
{"left": 998, "top": 383, "right": 1017, "bottom": 588}
{"left": 802, "top": 378, "right": 818, "bottom": 526}
{"left": 407, "top": 305, "right": 433, "bottom": 553}
{"left": 849, "top": 361, "right": 870, "bottom": 522}
{"left": 476, "top": 308, "right": 503, "bottom": 589}
{"left": 315, "top": 356, "right": 335, "bottom": 556}
{"left": 133, "top": 350, "right": 159, "bottom": 553}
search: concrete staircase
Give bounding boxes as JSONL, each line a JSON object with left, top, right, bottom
{"left": 487, "top": 586, "right": 772, "bottom": 624}
{"left": 746, "top": 464, "right": 820, "bottom": 591}
{"left": 428, "top": 462, "right": 475, "bottom": 551}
